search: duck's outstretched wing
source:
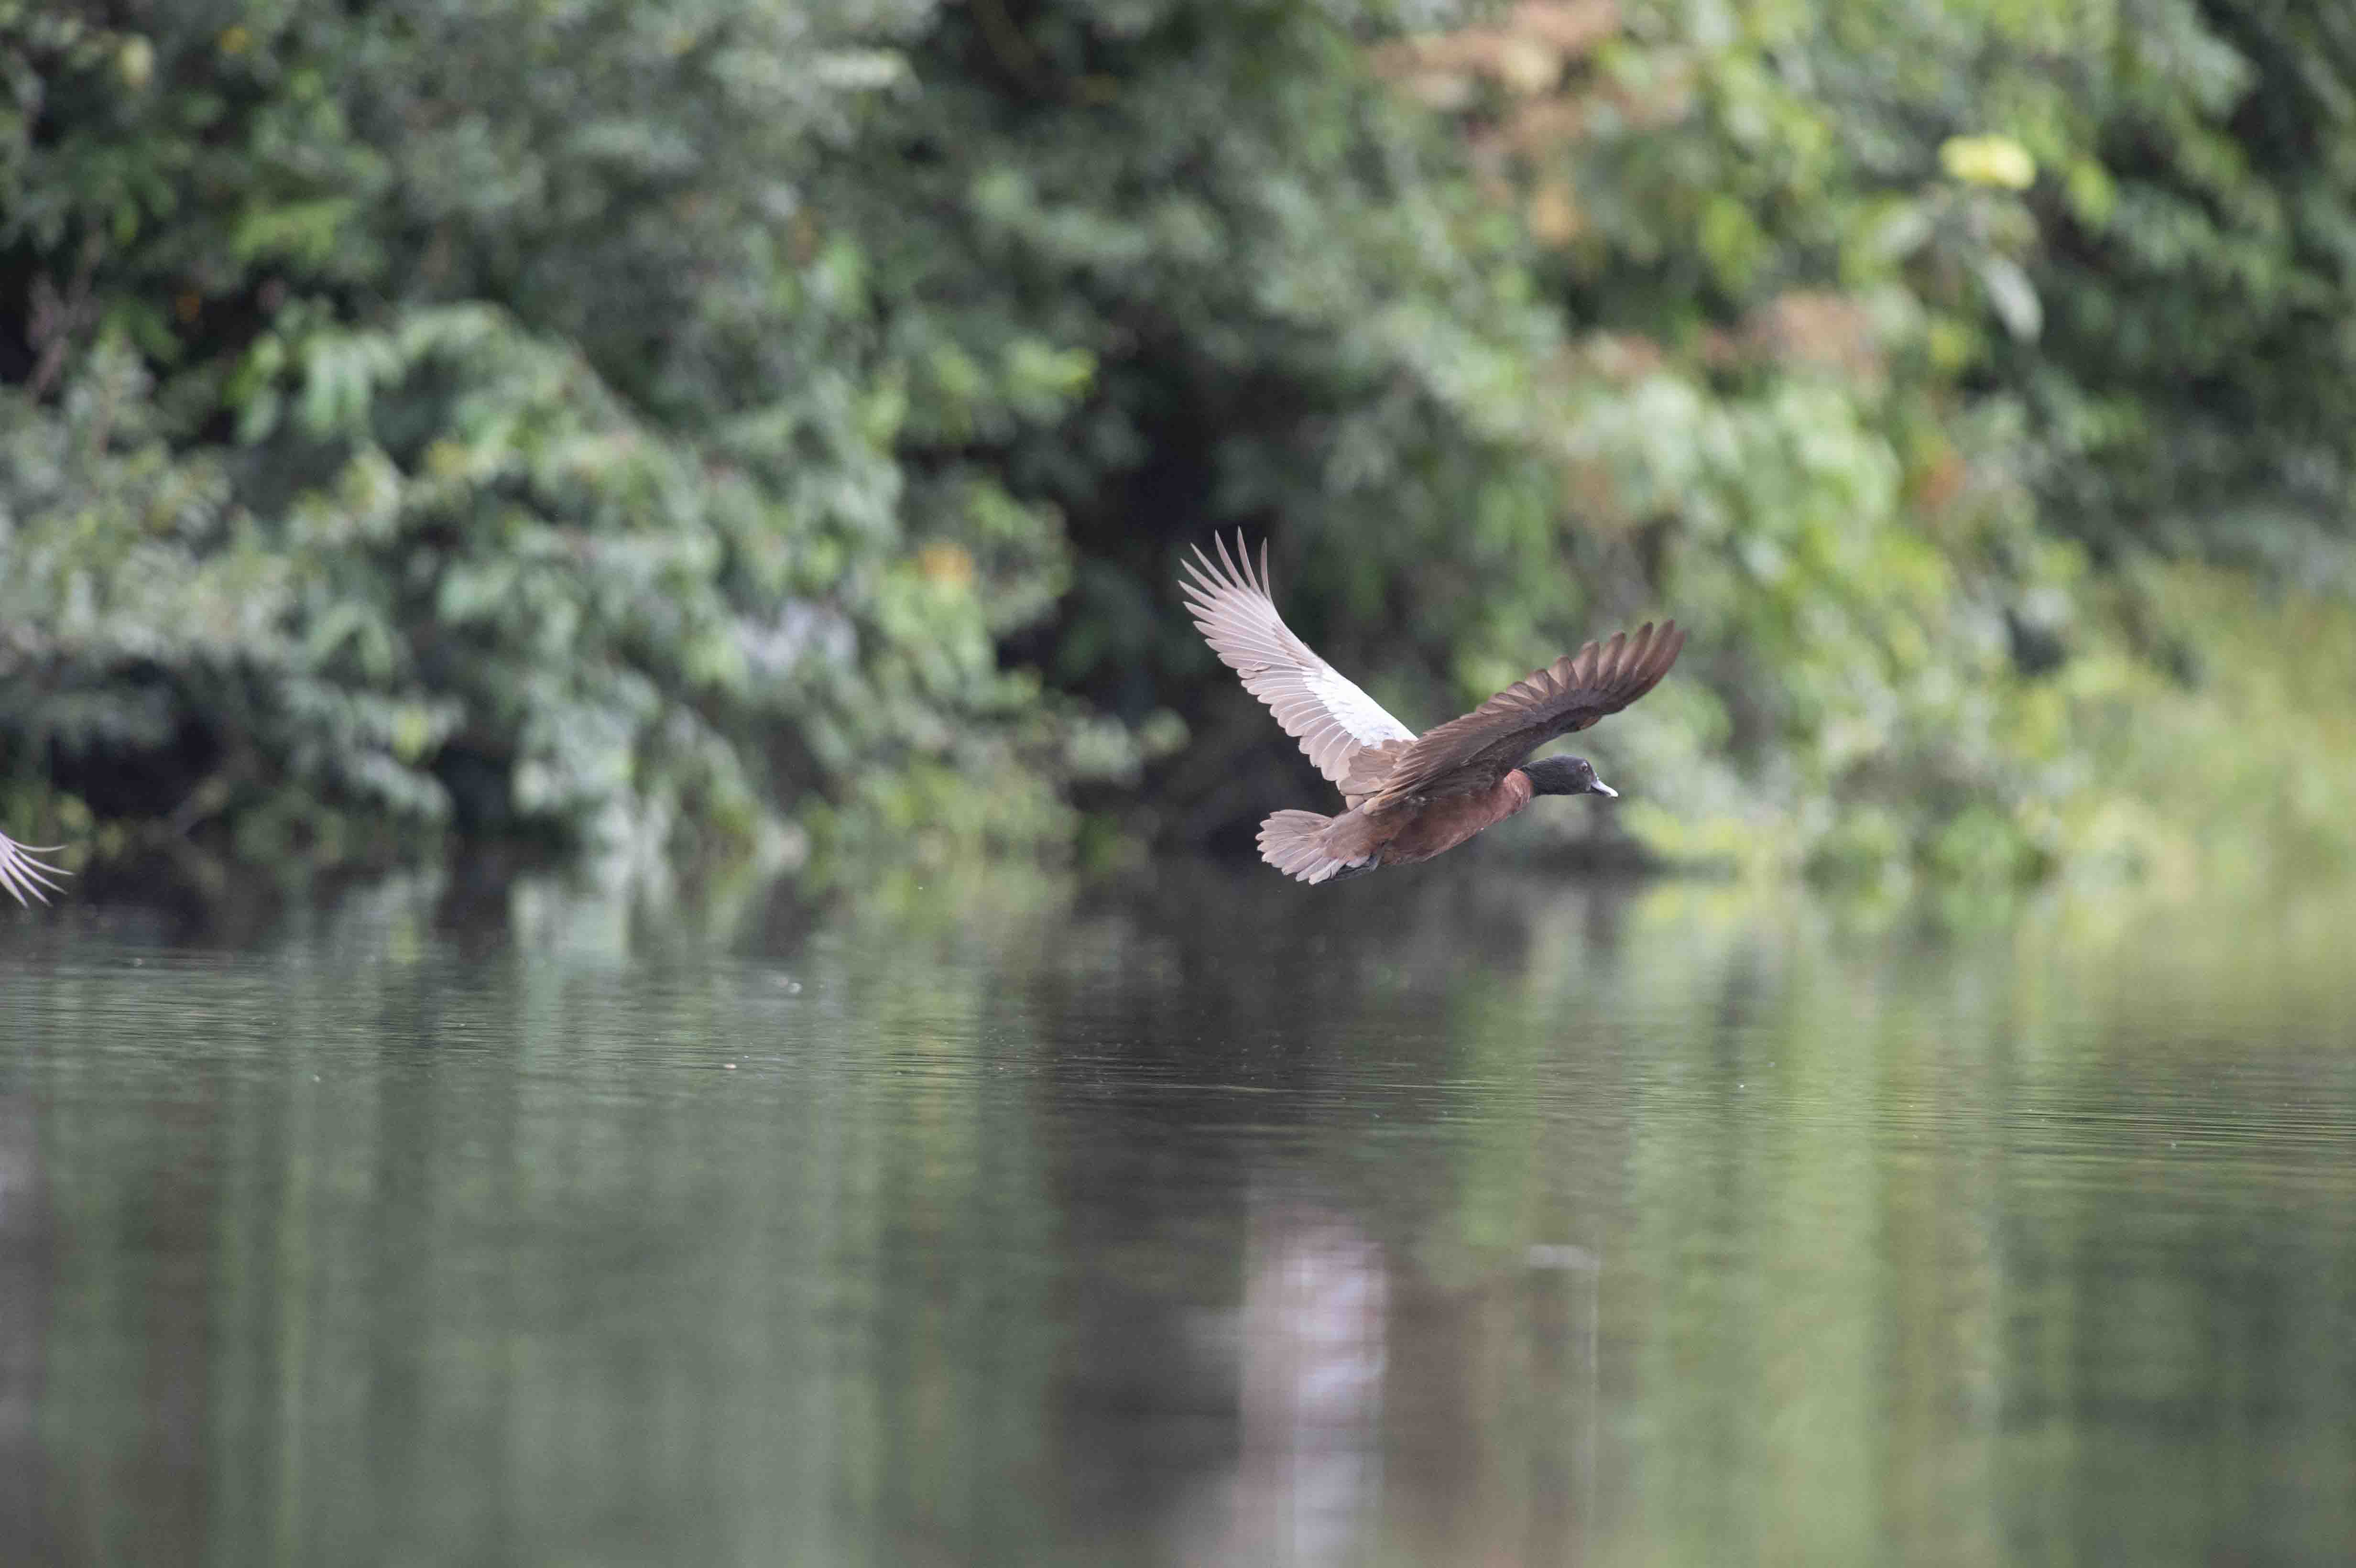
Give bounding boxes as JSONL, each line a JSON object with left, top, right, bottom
{"left": 1365, "top": 620, "right": 1685, "bottom": 812}
{"left": 1180, "top": 533, "right": 1419, "bottom": 795}
{"left": 0, "top": 832, "right": 68, "bottom": 906}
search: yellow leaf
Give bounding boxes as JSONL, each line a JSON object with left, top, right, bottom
{"left": 1939, "top": 134, "right": 2036, "bottom": 191}
{"left": 117, "top": 38, "right": 155, "bottom": 89}
{"left": 916, "top": 542, "right": 975, "bottom": 589}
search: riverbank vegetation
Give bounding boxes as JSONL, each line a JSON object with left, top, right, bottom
{"left": 4, "top": 0, "right": 2352, "bottom": 891}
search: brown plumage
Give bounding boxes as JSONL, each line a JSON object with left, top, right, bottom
{"left": 0, "top": 832, "right": 67, "bottom": 906}
{"left": 1182, "top": 533, "right": 1685, "bottom": 884}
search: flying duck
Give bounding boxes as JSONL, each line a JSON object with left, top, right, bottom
{"left": 1182, "top": 534, "right": 1684, "bottom": 884}
{"left": 0, "top": 833, "right": 67, "bottom": 906}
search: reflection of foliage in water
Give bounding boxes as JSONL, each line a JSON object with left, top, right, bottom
{"left": 10, "top": 866, "right": 2355, "bottom": 1559}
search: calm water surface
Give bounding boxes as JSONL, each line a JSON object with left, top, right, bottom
{"left": 1, "top": 866, "right": 2352, "bottom": 1566}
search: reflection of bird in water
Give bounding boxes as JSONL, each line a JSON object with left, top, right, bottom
{"left": 0, "top": 835, "right": 65, "bottom": 907}
{"left": 1179, "top": 1203, "right": 1388, "bottom": 1568}
{"left": 1181, "top": 534, "right": 1685, "bottom": 884}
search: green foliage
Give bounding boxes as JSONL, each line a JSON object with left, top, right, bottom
{"left": 1254, "top": 0, "right": 2102, "bottom": 882}
{"left": 1555, "top": 0, "right": 2356, "bottom": 582}
{"left": 1, "top": 0, "right": 1080, "bottom": 864}
{"left": 1355, "top": 0, "right": 2356, "bottom": 882}
{"left": 2017, "top": 3, "right": 2356, "bottom": 583}
{"left": 0, "top": 0, "right": 2347, "bottom": 884}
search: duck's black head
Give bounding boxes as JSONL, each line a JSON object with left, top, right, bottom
{"left": 1523, "top": 754, "right": 1617, "bottom": 798}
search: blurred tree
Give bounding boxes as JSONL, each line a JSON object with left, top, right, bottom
{"left": 1362, "top": 0, "right": 2356, "bottom": 882}
{"left": 1, "top": 0, "right": 1084, "bottom": 869}
{"left": 2, "top": 0, "right": 2350, "bottom": 886}
{"left": 2010, "top": 0, "right": 2356, "bottom": 585}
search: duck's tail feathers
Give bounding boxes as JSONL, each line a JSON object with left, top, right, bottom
{"left": 1258, "top": 809, "right": 1376, "bottom": 886}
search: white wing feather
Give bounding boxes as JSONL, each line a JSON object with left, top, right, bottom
{"left": 1180, "top": 534, "right": 1418, "bottom": 792}
{"left": 0, "top": 832, "right": 68, "bottom": 906}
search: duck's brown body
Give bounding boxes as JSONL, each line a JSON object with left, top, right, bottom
{"left": 1325, "top": 770, "right": 1538, "bottom": 868}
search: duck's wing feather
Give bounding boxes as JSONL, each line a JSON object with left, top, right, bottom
{"left": 0, "top": 832, "right": 68, "bottom": 906}
{"left": 1366, "top": 620, "right": 1685, "bottom": 812}
{"left": 1181, "top": 534, "right": 1420, "bottom": 793}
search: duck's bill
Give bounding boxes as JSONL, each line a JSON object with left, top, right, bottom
{"left": 1591, "top": 780, "right": 1618, "bottom": 798}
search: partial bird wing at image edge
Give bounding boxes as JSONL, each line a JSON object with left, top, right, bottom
{"left": 0, "top": 833, "right": 69, "bottom": 906}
